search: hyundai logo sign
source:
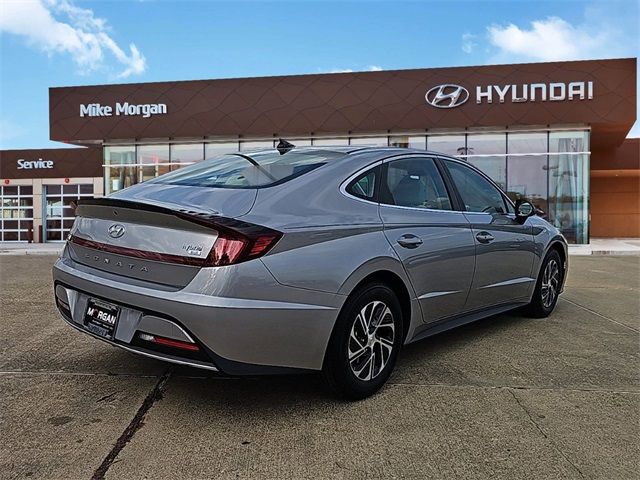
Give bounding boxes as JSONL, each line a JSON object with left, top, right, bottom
{"left": 425, "top": 84, "right": 470, "bottom": 108}
{"left": 108, "top": 223, "right": 126, "bottom": 239}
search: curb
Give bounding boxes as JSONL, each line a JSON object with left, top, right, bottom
{"left": 0, "top": 248, "right": 64, "bottom": 256}
{"left": 589, "top": 250, "right": 640, "bottom": 256}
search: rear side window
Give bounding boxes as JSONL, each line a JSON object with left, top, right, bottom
{"left": 346, "top": 166, "right": 379, "bottom": 200}
{"left": 445, "top": 160, "right": 509, "bottom": 214}
{"left": 381, "top": 157, "right": 452, "bottom": 210}
{"left": 152, "top": 149, "right": 345, "bottom": 189}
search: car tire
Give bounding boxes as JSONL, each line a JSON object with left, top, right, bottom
{"left": 323, "top": 282, "right": 403, "bottom": 400}
{"left": 524, "top": 249, "right": 564, "bottom": 318}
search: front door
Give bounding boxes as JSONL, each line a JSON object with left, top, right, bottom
{"left": 379, "top": 156, "right": 476, "bottom": 323}
{"left": 442, "top": 160, "right": 536, "bottom": 311}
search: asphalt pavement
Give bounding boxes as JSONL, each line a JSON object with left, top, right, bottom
{"left": 0, "top": 255, "right": 638, "bottom": 479}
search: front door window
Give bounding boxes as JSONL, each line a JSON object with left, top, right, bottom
{"left": 445, "top": 160, "right": 509, "bottom": 214}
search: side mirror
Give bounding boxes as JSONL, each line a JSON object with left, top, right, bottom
{"left": 515, "top": 200, "right": 535, "bottom": 223}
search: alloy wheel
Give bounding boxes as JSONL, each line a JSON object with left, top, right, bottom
{"left": 348, "top": 300, "right": 395, "bottom": 381}
{"left": 541, "top": 259, "right": 560, "bottom": 308}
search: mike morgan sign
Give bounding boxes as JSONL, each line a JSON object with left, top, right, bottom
{"left": 80, "top": 102, "right": 168, "bottom": 119}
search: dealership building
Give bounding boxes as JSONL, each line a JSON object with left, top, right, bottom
{"left": 0, "top": 57, "right": 637, "bottom": 243}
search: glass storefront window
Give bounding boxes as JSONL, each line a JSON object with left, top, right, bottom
{"left": 170, "top": 143, "right": 204, "bottom": 170}
{"left": 467, "top": 133, "right": 506, "bottom": 155}
{"left": 349, "top": 137, "right": 388, "bottom": 146}
{"left": 466, "top": 133, "right": 507, "bottom": 188}
{"left": 389, "top": 135, "right": 426, "bottom": 149}
{"left": 286, "top": 138, "right": 312, "bottom": 146}
{"left": 205, "top": 141, "right": 239, "bottom": 158}
{"left": 108, "top": 166, "right": 137, "bottom": 195}
{"left": 240, "top": 140, "right": 274, "bottom": 151}
{"left": 312, "top": 137, "right": 349, "bottom": 146}
{"left": 138, "top": 144, "right": 170, "bottom": 183}
{"left": 506, "top": 133, "right": 551, "bottom": 223}
{"left": 105, "top": 145, "right": 136, "bottom": 166}
{"left": 507, "top": 132, "right": 548, "bottom": 217}
{"left": 427, "top": 135, "right": 466, "bottom": 156}
{"left": 549, "top": 130, "right": 589, "bottom": 153}
{"left": 508, "top": 132, "right": 547, "bottom": 155}
{"left": 138, "top": 144, "right": 170, "bottom": 165}
{"left": 548, "top": 131, "right": 590, "bottom": 244}
{"left": 506, "top": 155, "right": 549, "bottom": 215}
{"left": 105, "top": 146, "right": 136, "bottom": 194}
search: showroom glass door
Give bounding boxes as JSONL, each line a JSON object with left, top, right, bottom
{"left": 44, "top": 184, "right": 94, "bottom": 242}
{"left": 0, "top": 185, "right": 34, "bottom": 242}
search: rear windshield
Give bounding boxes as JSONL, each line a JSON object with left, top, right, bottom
{"left": 151, "top": 149, "right": 344, "bottom": 189}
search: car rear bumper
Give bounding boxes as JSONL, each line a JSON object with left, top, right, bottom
{"left": 52, "top": 249, "right": 343, "bottom": 374}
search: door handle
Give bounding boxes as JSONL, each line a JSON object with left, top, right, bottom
{"left": 397, "top": 234, "right": 423, "bottom": 249}
{"left": 475, "top": 231, "right": 494, "bottom": 244}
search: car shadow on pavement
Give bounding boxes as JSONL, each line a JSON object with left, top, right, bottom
{"left": 399, "top": 310, "right": 531, "bottom": 363}
{"left": 158, "top": 310, "right": 531, "bottom": 405}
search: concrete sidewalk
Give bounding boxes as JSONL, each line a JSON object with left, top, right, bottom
{"left": 0, "top": 242, "right": 64, "bottom": 256}
{"left": 568, "top": 238, "right": 640, "bottom": 256}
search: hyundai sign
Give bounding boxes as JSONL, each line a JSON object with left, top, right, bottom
{"left": 426, "top": 81, "right": 594, "bottom": 108}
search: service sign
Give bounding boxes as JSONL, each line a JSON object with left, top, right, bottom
{"left": 17, "top": 158, "right": 54, "bottom": 170}
{"left": 1, "top": 148, "right": 102, "bottom": 180}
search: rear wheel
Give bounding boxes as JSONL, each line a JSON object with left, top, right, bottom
{"left": 524, "top": 249, "right": 563, "bottom": 318}
{"left": 323, "top": 283, "right": 403, "bottom": 400}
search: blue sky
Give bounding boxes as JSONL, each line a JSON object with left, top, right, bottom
{"left": 1, "top": 0, "right": 638, "bottom": 149}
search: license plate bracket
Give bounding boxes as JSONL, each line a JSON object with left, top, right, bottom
{"left": 84, "top": 298, "right": 120, "bottom": 340}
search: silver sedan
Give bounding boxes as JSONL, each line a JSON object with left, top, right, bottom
{"left": 53, "top": 144, "right": 567, "bottom": 399}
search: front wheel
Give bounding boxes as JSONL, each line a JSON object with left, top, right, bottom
{"left": 524, "top": 249, "right": 564, "bottom": 318}
{"left": 323, "top": 283, "right": 403, "bottom": 400}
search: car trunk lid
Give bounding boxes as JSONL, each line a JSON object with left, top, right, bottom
{"left": 66, "top": 189, "right": 280, "bottom": 289}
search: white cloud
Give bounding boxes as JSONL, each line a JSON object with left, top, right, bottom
{"left": 461, "top": 33, "right": 476, "bottom": 54}
{"left": 323, "top": 65, "right": 383, "bottom": 74}
{"left": 486, "top": 16, "right": 616, "bottom": 62}
{"left": 0, "top": 0, "right": 146, "bottom": 78}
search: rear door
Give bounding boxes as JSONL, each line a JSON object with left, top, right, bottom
{"left": 379, "top": 156, "right": 475, "bottom": 323}
{"left": 441, "top": 159, "right": 536, "bottom": 310}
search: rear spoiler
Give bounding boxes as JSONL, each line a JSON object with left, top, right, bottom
{"left": 75, "top": 197, "right": 273, "bottom": 239}
{"left": 73, "top": 197, "right": 282, "bottom": 267}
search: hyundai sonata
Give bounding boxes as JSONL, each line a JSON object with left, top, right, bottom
{"left": 53, "top": 144, "right": 567, "bottom": 399}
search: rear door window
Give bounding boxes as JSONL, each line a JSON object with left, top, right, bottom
{"left": 345, "top": 166, "right": 380, "bottom": 201}
{"left": 381, "top": 157, "right": 452, "bottom": 210}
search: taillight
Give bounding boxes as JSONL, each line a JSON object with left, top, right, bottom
{"left": 138, "top": 332, "right": 200, "bottom": 352}
{"left": 206, "top": 231, "right": 281, "bottom": 267}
